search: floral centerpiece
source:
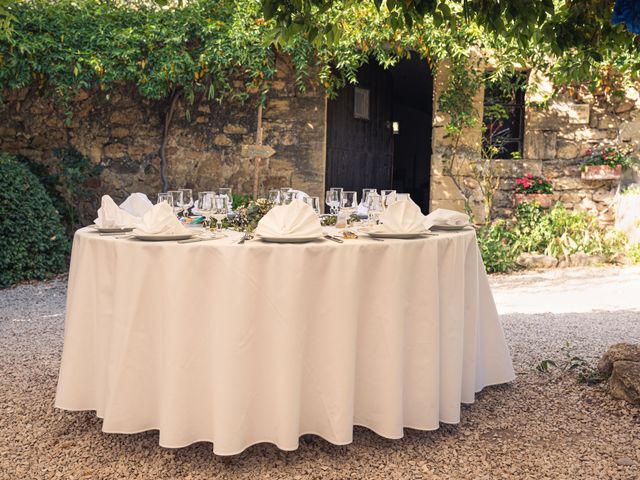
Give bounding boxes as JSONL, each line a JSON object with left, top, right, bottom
{"left": 581, "top": 145, "right": 635, "bottom": 180}
{"left": 514, "top": 174, "right": 554, "bottom": 208}
{"left": 220, "top": 198, "right": 272, "bottom": 232}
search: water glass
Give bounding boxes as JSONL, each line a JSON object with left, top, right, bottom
{"left": 340, "top": 191, "right": 358, "bottom": 218}
{"left": 218, "top": 188, "right": 232, "bottom": 211}
{"left": 167, "top": 190, "right": 184, "bottom": 216}
{"left": 268, "top": 189, "right": 281, "bottom": 205}
{"left": 381, "top": 190, "right": 397, "bottom": 209}
{"left": 211, "top": 195, "right": 228, "bottom": 231}
{"left": 281, "top": 190, "right": 296, "bottom": 205}
{"left": 198, "top": 192, "right": 214, "bottom": 226}
{"left": 325, "top": 190, "right": 340, "bottom": 214}
{"left": 179, "top": 188, "right": 193, "bottom": 217}
{"left": 157, "top": 192, "right": 173, "bottom": 205}
{"left": 302, "top": 196, "right": 321, "bottom": 215}
{"left": 362, "top": 188, "right": 377, "bottom": 207}
{"left": 366, "top": 193, "right": 383, "bottom": 225}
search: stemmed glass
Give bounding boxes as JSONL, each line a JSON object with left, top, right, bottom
{"left": 381, "top": 189, "right": 397, "bottom": 209}
{"left": 340, "top": 191, "right": 358, "bottom": 221}
{"left": 167, "top": 190, "right": 184, "bottom": 217}
{"left": 280, "top": 187, "right": 292, "bottom": 201}
{"left": 179, "top": 188, "right": 193, "bottom": 218}
{"left": 366, "top": 193, "right": 383, "bottom": 225}
{"left": 157, "top": 192, "right": 173, "bottom": 205}
{"left": 362, "top": 188, "right": 377, "bottom": 206}
{"left": 281, "top": 190, "right": 296, "bottom": 205}
{"left": 218, "top": 188, "right": 232, "bottom": 212}
{"left": 211, "top": 195, "right": 229, "bottom": 231}
{"left": 198, "top": 192, "right": 215, "bottom": 228}
{"left": 396, "top": 193, "right": 411, "bottom": 202}
{"left": 268, "top": 189, "right": 281, "bottom": 205}
{"left": 325, "top": 190, "right": 340, "bottom": 214}
{"left": 302, "top": 196, "right": 321, "bottom": 215}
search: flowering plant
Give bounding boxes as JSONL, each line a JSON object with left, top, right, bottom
{"left": 515, "top": 174, "right": 552, "bottom": 194}
{"left": 220, "top": 198, "right": 273, "bottom": 232}
{"left": 582, "top": 145, "right": 635, "bottom": 169}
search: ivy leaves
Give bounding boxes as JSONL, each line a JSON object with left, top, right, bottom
{"left": 0, "top": 0, "right": 275, "bottom": 107}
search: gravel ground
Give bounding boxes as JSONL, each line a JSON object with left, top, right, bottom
{"left": 1, "top": 267, "right": 639, "bottom": 480}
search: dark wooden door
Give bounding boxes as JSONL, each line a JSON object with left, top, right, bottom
{"left": 325, "top": 62, "right": 394, "bottom": 195}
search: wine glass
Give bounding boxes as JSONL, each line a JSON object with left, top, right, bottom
{"left": 268, "top": 189, "right": 281, "bottom": 205}
{"left": 211, "top": 195, "right": 228, "bottom": 231}
{"left": 396, "top": 193, "right": 411, "bottom": 202}
{"left": 302, "top": 196, "right": 321, "bottom": 215}
{"left": 325, "top": 190, "right": 340, "bottom": 215}
{"left": 198, "top": 192, "right": 214, "bottom": 228}
{"left": 280, "top": 187, "right": 292, "bottom": 201}
{"left": 340, "top": 191, "right": 358, "bottom": 221}
{"left": 179, "top": 188, "right": 193, "bottom": 218}
{"left": 381, "top": 189, "right": 397, "bottom": 209}
{"left": 281, "top": 190, "right": 296, "bottom": 205}
{"left": 157, "top": 192, "right": 173, "bottom": 205}
{"left": 362, "top": 188, "right": 377, "bottom": 207}
{"left": 366, "top": 192, "right": 383, "bottom": 225}
{"left": 167, "top": 190, "right": 184, "bottom": 217}
{"left": 218, "top": 188, "right": 232, "bottom": 212}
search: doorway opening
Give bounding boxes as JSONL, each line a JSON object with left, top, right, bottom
{"left": 325, "top": 56, "right": 434, "bottom": 212}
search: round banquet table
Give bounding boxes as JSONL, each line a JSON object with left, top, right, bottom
{"left": 55, "top": 227, "right": 515, "bottom": 455}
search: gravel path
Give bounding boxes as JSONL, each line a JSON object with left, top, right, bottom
{"left": 1, "top": 268, "right": 639, "bottom": 480}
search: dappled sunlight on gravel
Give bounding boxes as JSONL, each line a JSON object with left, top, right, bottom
{"left": 491, "top": 265, "right": 640, "bottom": 315}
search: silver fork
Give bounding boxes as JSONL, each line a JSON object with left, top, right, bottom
{"left": 237, "top": 232, "right": 252, "bottom": 244}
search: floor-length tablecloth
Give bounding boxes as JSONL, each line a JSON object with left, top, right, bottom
{"left": 56, "top": 228, "right": 515, "bottom": 455}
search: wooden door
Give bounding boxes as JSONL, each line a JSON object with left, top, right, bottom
{"left": 325, "top": 62, "right": 394, "bottom": 195}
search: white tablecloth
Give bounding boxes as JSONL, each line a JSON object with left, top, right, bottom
{"left": 56, "top": 227, "right": 515, "bottom": 455}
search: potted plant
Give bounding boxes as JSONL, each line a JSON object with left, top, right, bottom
{"left": 581, "top": 145, "right": 634, "bottom": 180}
{"left": 514, "top": 174, "right": 554, "bottom": 208}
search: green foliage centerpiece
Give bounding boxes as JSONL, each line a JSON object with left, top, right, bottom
{"left": 221, "top": 198, "right": 273, "bottom": 232}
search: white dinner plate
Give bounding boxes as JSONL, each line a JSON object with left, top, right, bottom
{"left": 92, "top": 226, "right": 135, "bottom": 233}
{"left": 134, "top": 233, "right": 195, "bottom": 241}
{"left": 366, "top": 231, "right": 431, "bottom": 239}
{"left": 429, "top": 224, "right": 473, "bottom": 231}
{"left": 258, "top": 235, "right": 322, "bottom": 244}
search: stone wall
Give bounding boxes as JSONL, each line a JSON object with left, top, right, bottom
{"left": 0, "top": 56, "right": 326, "bottom": 223}
{"left": 430, "top": 67, "right": 640, "bottom": 224}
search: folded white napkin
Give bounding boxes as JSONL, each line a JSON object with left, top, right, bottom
{"left": 119, "top": 193, "right": 153, "bottom": 218}
{"left": 255, "top": 199, "right": 322, "bottom": 238}
{"left": 132, "top": 202, "right": 188, "bottom": 236}
{"left": 424, "top": 208, "right": 470, "bottom": 229}
{"left": 377, "top": 199, "right": 425, "bottom": 234}
{"left": 94, "top": 195, "right": 140, "bottom": 228}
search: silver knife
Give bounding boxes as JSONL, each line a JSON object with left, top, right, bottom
{"left": 324, "top": 235, "right": 344, "bottom": 243}
{"left": 178, "top": 237, "right": 221, "bottom": 244}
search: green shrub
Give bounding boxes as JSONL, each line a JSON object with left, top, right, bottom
{"left": 18, "top": 148, "right": 102, "bottom": 233}
{"left": 477, "top": 220, "right": 517, "bottom": 273}
{"left": 477, "top": 202, "right": 628, "bottom": 273}
{"left": 0, "top": 154, "right": 70, "bottom": 287}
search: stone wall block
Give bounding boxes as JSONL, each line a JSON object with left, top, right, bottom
{"left": 223, "top": 123, "right": 248, "bottom": 135}
{"left": 109, "top": 110, "right": 138, "bottom": 125}
{"left": 551, "top": 102, "right": 590, "bottom": 125}
{"left": 574, "top": 127, "right": 618, "bottom": 143}
{"left": 620, "top": 118, "right": 640, "bottom": 142}
{"left": 213, "top": 134, "right": 232, "bottom": 146}
{"left": 555, "top": 140, "right": 582, "bottom": 160}
{"left": 524, "top": 131, "right": 557, "bottom": 159}
{"left": 526, "top": 108, "right": 562, "bottom": 131}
